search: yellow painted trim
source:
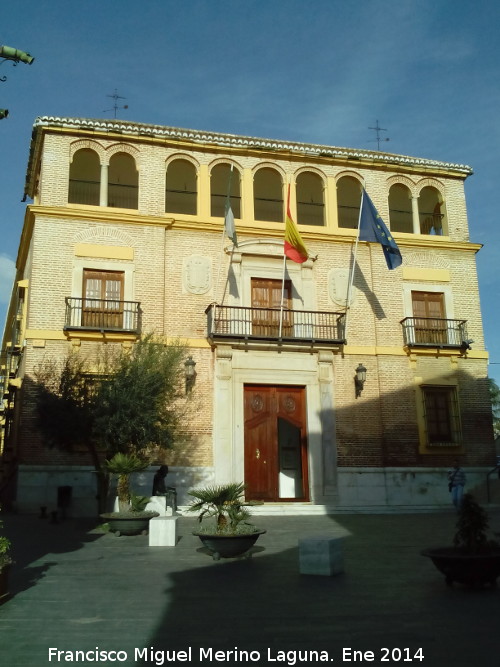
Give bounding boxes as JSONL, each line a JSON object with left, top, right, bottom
{"left": 27, "top": 205, "right": 483, "bottom": 254}
{"left": 74, "top": 243, "right": 134, "bottom": 260}
{"left": 402, "top": 267, "right": 450, "bottom": 282}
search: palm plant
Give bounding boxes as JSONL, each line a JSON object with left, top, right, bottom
{"left": 105, "top": 452, "right": 149, "bottom": 512}
{"left": 188, "top": 482, "right": 258, "bottom": 534}
{"left": 453, "top": 493, "right": 497, "bottom": 552}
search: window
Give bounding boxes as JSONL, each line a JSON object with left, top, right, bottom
{"left": 254, "top": 168, "right": 283, "bottom": 222}
{"left": 82, "top": 269, "right": 124, "bottom": 329}
{"left": 166, "top": 159, "right": 197, "bottom": 215}
{"left": 388, "top": 184, "right": 412, "bottom": 233}
{"left": 419, "top": 186, "right": 445, "bottom": 235}
{"left": 251, "top": 278, "right": 292, "bottom": 337}
{"left": 422, "top": 386, "right": 461, "bottom": 447}
{"left": 211, "top": 164, "right": 241, "bottom": 218}
{"left": 108, "top": 153, "right": 138, "bottom": 209}
{"left": 412, "top": 291, "right": 446, "bottom": 344}
{"left": 337, "top": 176, "right": 361, "bottom": 228}
{"left": 69, "top": 149, "right": 100, "bottom": 205}
{"left": 296, "top": 172, "right": 324, "bottom": 226}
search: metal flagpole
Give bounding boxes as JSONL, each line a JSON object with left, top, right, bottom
{"left": 343, "top": 188, "right": 364, "bottom": 343}
{"left": 278, "top": 252, "right": 287, "bottom": 339}
{"left": 216, "top": 164, "right": 234, "bottom": 305}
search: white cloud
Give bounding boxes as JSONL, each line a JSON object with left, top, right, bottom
{"left": 0, "top": 255, "right": 16, "bottom": 305}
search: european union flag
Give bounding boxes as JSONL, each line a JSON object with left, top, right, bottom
{"left": 358, "top": 189, "right": 402, "bottom": 270}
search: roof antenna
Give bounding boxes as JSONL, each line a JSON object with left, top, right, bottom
{"left": 368, "top": 120, "right": 390, "bottom": 150}
{"left": 103, "top": 89, "right": 128, "bottom": 118}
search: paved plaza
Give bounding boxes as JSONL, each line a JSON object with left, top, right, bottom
{"left": 1, "top": 508, "right": 499, "bottom": 666}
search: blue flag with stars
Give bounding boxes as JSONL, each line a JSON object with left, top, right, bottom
{"left": 358, "top": 189, "right": 402, "bottom": 270}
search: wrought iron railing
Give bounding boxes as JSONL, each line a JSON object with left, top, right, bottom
{"left": 401, "top": 317, "right": 469, "bottom": 348}
{"left": 206, "top": 304, "right": 346, "bottom": 344}
{"left": 64, "top": 297, "right": 141, "bottom": 333}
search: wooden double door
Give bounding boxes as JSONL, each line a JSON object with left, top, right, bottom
{"left": 244, "top": 385, "right": 309, "bottom": 501}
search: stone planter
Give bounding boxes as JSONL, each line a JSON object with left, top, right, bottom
{"left": 100, "top": 511, "right": 159, "bottom": 536}
{"left": 421, "top": 547, "right": 500, "bottom": 588}
{"left": 193, "top": 530, "right": 266, "bottom": 560}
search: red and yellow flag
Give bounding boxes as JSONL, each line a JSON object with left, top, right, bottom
{"left": 284, "top": 184, "right": 308, "bottom": 263}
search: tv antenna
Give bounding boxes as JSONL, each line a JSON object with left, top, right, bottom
{"left": 103, "top": 89, "right": 128, "bottom": 118}
{"left": 369, "top": 120, "right": 390, "bottom": 150}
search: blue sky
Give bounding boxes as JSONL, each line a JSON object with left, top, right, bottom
{"left": 1, "top": 0, "right": 499, "bottom": 376}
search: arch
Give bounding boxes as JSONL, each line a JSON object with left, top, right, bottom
{"left": 210, "top": 162, "right": 241, "bottom": 218}
{"left": 166, "top": 158, "right": 198, "bottom": 215}
{"left": 106, "top": 142, "right": 140, "bottom": 160}
{"left": 69, "top": 148, "right": 100, "bottom": 206}
{"left": 108, "top": 152, "right": 138, "bottom": 209}
{"left": 337, "top": 175, "right": 362, "bottom": 229}
{"left": 69, "top": 139, "right": 105, "bottom": 163}
{"left": 418, "top": 185, "right": 446, "bottom": 235}
{"left": 295, "top": 170, "right": 325, "bottom": 226}
{"left": 386, "top": 174, "right": 417, "bottom": 197}
{"left": 388, "top": 183, "right": 413, "bottom": 233}
{"left": 253, "top": 166, "right": 283, "bottom": 222}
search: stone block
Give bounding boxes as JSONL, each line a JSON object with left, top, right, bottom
{"left": 149, "top": 516, "right": 178, "bottom": 547}
{"left": 299, "top": 535, "right": 344, "bottom": 576}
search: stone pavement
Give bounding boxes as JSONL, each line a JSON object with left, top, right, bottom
{"left": 1, "top": 508, "right": 500, "bottom": 667}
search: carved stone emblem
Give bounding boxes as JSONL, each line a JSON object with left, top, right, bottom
{"left": 328, "top": 268, "right": 356, "bottom": 307}
{"left": 183, "top": 255, "right": 212, "bottom": 295}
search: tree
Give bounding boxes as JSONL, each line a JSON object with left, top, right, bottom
{"left": 488, "top": 378, "right": 500, "bottom": 439}
{"left": 33, "top": 335, "right": 187, "bottom": 513}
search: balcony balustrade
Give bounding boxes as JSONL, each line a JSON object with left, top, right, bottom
{"left": 206, "top": 304, "right": 346, "bottom": 345}
{"left": 401, "top": 317, "right": 469, "bottom": 349}
{"left": 64, "top": 297, "right": 141, "bottom": 333}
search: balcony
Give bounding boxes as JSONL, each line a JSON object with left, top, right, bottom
{"left": 400, "top": 317, "right": 470, "bottom": 350}
{"left": 64, "top": 297, "right": 141, "bottom": 333}
{"left": 206, "top": 304, "right": 346, "bottom": 346}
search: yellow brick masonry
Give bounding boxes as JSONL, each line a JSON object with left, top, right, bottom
{"left": 8, "top": 121, "right": 493, "bottom": 473}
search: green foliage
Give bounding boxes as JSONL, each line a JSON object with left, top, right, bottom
{"left": 0, "top": 507, "right": 12, "bottom": 569}
{"left": 188, "top": 482, "right": 260, "bottom": 534}
{"left": 453, "top": 493, "right": 497, "bottom": 552}
{"left": 105, "top": 453, "right": 149, "bottom": 506}
{"left": 130, "top": 494, "right": 150, "bottom": 512}
{"left": 488, "top": 378, "right": 500, "bottom": 438}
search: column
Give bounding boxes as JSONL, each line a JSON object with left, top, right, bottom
{"left": 99, "top": 163, "right": 108, "bottom": 207}
{"left": 411, "top": 195, "right": 420, "bottom": 235}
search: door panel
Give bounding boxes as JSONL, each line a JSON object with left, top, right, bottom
{"left": 244, "top": 385, "right": 308, "bottom": 501}
{"left": 412, "top": 291, "right": 446, "bottom": 344}
{"left": 251, "top": 278, "right": 292, "bottom": 337}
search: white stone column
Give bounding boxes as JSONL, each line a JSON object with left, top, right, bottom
{"left": 317, "top": 350, "right": 338, "bottom": 498}
{"left": 214, "top": 345, "right": 234, "bottom": 483}
{"left": 100, "top": 163, "right": 108, "bottom": 207}
{"left": 411, "top": 195, "right": 420, "bottom": 235}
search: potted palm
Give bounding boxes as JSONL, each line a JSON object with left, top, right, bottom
{"left": 100, "top": 452, "right": 158, "bottom": 536}
{"left": 422, "top": 493, "right": 500, "bottom": 587}
{"left": 0, "top": 507, "right": 12, "bottom": 603}
{"left": 188, "top": 482, "right": 265, "bottom": 560}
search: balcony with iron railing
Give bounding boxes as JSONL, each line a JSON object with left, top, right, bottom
{"left": 206, "top": 304, "right": 346, "bottom": 346}
{"left": 401, "top": 317, "right": 470, "bottom": 350}
{"left": 64, "top": 297, "right": 142, "bottom": 334}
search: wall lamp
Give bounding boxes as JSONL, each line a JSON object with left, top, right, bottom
{"left": 184, "top": 355, "right": 197, "bottom": 393}
{"left": 355, "top": 363, "right": 367, "bottom": 398}
{"left": 0, "top": 109, "right": 8, "bottom": 120}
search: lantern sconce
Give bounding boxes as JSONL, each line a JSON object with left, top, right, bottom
{"left": 184, "top": 355, "right": 197, "bottom": 394}
{"left": 355, "top": 363, "right": 367, "bottom": 398}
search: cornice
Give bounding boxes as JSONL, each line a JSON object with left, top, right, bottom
{"left": 26, "top": 116, "right": 473, "bottom": 194}
{"left": 27, "top": 205, "right": 482, "bottom": 254}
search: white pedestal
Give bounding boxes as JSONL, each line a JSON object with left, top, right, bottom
{"left": 149, "top": 516, "right": 178, "bottom": 547}
{"left": 298, "top": 535, "right": 344, "bottom": 576}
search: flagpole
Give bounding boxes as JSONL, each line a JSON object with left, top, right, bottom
{"left": 343, "top": 188, "right": 364, "bottom": 343}
{"left": 216, "top": 164, "right": 234, "bottom": 304}
{"left": 278, "top": 252, "right": 287, "bottom": 339}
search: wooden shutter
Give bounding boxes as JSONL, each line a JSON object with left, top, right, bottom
{"left": 412, "top": 291, "right": 446, "bottom": 344}
{"left": 251, "top": 278, "right": 292, "bottom": 337}
{"left": 82, "top": 270, "right": 124, "bottom": 329}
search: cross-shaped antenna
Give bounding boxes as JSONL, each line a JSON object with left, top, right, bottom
{"left": 103, "top": 89, "right": 128, "bottom": 118}
{"left": 368, "top": 120, "right": 390, "bottom": 150}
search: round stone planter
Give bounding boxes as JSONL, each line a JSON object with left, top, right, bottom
{"left": 421, "top": 547, "right": 500, "bottom": 588}
{"left": 193, "top": 529, "right": 266, "bottom": 560}
{"left": 100, "top": 512, "right": 159, "bottom": 536}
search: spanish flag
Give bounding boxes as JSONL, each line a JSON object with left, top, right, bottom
{"left": 284, "top": 185, "right": 308, "bottom": 263}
